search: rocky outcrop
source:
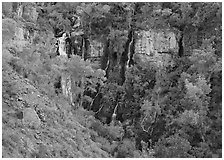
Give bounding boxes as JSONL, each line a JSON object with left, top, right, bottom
{"left": 88, "top": 29, "right": 179, "bottom": 66}
{"left": 134, "top": 29, "right": 179, "bottom": 68}
{"left": 22, "top": 108, "right": 41, "bottom": 129}
{"left": 135, "top": 29, "right": 179, "bottom": 56}
{"left": 58, "top": 33, "right": 68, "bottom": 56}
{"left": 61, "top": 74, "right": 73, "bottom": 105}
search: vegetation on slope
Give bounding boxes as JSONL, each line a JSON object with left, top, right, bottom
{"left": 2, "top": 2, "right": 222, "bottom": 158}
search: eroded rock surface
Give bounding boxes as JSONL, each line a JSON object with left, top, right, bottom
{"left": 134, "top": 29, "right": 179, "bottom": 68}
{"left": 135, "top": 29, "right": 179, "bottom": 56}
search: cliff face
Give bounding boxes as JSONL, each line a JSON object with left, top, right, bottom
{"left": 135, "top": 29, "right": 179, "bottom": 56}
{"left": 3, "top": 2, "right": 180, "bottom": 66}
{"left": 134, "top": 29, "right": 179, "bottom": 67}
{"left": 2, "top": 2, "right": 39, "bottom": 53}
{"left": 3, "top": 2, "right": 180, "bottom": 104}
{"left": 88, "top": 29, "right": 179, "bottom": 62}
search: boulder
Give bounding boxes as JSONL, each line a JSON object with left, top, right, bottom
{"left": 22, "top": 108, "right": 41, "bottom": 129}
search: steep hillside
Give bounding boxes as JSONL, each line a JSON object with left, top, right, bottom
{"left": 2, "top": 7, "right": 111, "bottom": 157}
{"left": 2, "top": 52, "right": 110, "bottom": 158}
{"left": 2, "top": 49, "right": 152, "bottom": 158}
{"left": 2, "top": 2, "right": 222, "bottom": 158}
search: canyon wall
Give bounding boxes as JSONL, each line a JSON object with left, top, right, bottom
{"left": 134, "top": 29, "right": 179, "bottom": 67}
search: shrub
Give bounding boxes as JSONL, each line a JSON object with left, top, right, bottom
{"left": 115, "top": 138, "right": 136, "bottom": 158}
{"left": 154, "top": 134, "right": 192, "bottom": 158}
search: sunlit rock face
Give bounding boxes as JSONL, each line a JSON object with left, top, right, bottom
{"left": 57, "top": 33, "right": 74, "bottom": 103}
{"left": 135, "top": 29, "right": 179, "bottom": 56}
{"left": 15, "top": 27, "right": 25, "bottom": 40}
{"left": 22, "top": 108, "right": 41, "bottom": 129}
{"left": 61, "top": 75, "right": 73, "bottom": 105}
{"left": 58, "top": 33, "right": 68, "bottom": 56}
{"left": 56, "top": 56, "right": 73, "bottom": 105}
{"left": 134, "top": 29, "right": 179, "bottom": 67}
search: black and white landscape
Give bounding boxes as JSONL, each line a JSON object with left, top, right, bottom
{"left": 2, "top": 2, "right": 222, "bottom": 158}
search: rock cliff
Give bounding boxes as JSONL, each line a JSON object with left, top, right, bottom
{"left": 135, "top": 29, "right": 179, "bottom": 55}
{"left": 134, "top": 29, "right": 179, "bottom": 68}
